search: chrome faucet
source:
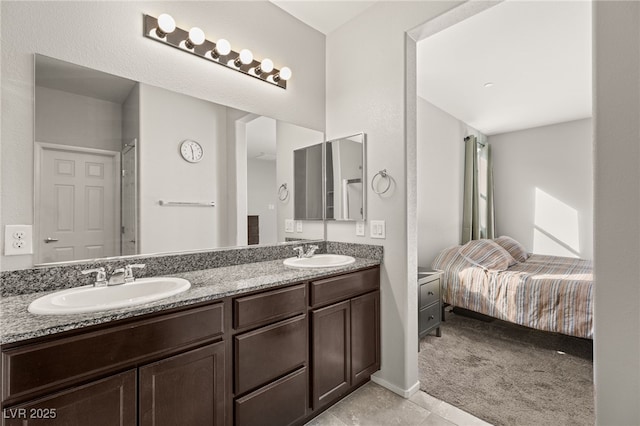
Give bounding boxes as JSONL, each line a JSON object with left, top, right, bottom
{"left": 81, "top": 267, "right": 108, "bottom": 287}
{"left": 109, "top": 263, "right": 146, "bottom": 285}
{"left": 81, "top": 264, "right": 146, "bottom": 287}
{"left": 293, "top": 245, "right": 319, "bottom": 259}
{"left": 293, "top": 246, "right": 305, "bottom": 258}
{"left": 304, "top": 245, "right": 319, "bottom": 257}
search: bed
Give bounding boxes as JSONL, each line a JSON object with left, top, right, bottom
{"left": 432, "top": 237, "right": 593, "bottom": 339}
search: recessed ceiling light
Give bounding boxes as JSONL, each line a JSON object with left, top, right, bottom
{"left": 484, "top": 82, "right": 494, "bottom": 88}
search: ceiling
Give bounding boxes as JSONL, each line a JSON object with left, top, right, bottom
{"left": 270, "top": 1, "right": 376, "bottom": 35}
{"left": 36, "top": 55, "right": 136, "bottom": 104}
{"left": 417, "top": 1, "right": 592, "bottom": 136}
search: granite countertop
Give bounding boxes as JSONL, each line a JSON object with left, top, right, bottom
{"left": 0, "top": 257, "right": 380, "bottom": 345}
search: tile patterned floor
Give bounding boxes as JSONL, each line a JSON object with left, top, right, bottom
{"left": 305, "top": 382, "right": 492, "bottom": 426}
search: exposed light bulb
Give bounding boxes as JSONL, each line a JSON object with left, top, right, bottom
{"left": 185, "top": 27, "right": 205, "bottom": 49}
{"left": 214, "top": 38, "right": 231, "bottom": 56}
{"left": 156, "top": 14, "right": 176, "bottom": 38}
{"left": 255, "top": 58, "right": 274, "bottom": 75}
{"left": 234, "top": 49, "right": 254, "bottom": 67}
{"left": 274, "top": 66, "right": 292, "bottom": 82}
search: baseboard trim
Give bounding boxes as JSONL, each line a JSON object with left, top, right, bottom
{"left": 371, "top": 375, "right": 421, "bottom": 399}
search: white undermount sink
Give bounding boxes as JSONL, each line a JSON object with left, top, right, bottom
{"left": 28, "top": 277, "right": 191, "bottom": 315}
{"left": 283, "top": 254, "right": 355, "bottom": 269}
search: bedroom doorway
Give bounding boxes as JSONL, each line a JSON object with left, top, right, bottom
{"left": 409, "top": 1, "right": 594, "bottom": 424}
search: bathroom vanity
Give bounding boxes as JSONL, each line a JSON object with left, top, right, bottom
{"left": 0, "top": 259, "right": 380, "bottom": 426}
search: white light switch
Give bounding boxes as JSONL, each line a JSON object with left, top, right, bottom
{"left": 296, "top": 221, "right": 303, "bottom": 232}
{"left": 285, "top": 219, "right": 294, "bottom": 233}
{"left": 370, "top": 220, "right": 386, "bottom": 239}
{"left": 4, "top": 225, "right": 34, "bottom": 255}
{"left": 356, "top": 221, "right": 365, "bottom": 237}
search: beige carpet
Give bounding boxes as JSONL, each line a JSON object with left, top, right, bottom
{"left": 419, "top": 309, "right": 594, "bottom": 426}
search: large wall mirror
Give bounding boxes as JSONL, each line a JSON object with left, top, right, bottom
{"left": 33, "top": 54, "right": 324, "bottom": 266}
{"left": 293, "top": 143, "right": 324, "bottom": 220}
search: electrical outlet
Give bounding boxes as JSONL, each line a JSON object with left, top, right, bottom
{"left": 370, "top": 220, "right": 386, "bottom": 239}
{"left": 296, "top": 221, "right": 303, "bottom": 232}
{"left": 5, "top": 225, "right": 33, "bottom": 255}
{"left": 356, "top": 221, "right": 365, "bottom": 237}
{"left": 285, "top": 219, "right": 294, "bottom": 233}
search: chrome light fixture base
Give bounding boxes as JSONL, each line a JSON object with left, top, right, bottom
{"left": 143, "top": 14, "right": 288, "bottom": 89}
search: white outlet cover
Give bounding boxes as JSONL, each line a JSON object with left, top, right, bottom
{"left": 370, "top": 220, "right": 386, "bottom": 239}
{"left": 5, "top": 224, "right": 33, "bottom": 255}
{"left": 285, "top": 219, "right": 294, "bottom": 233}
{"left": 296, "top": 221, "right": 303, "bottom": 232}
{"left": 356, "top": 221, "right": 365, "bottom": 237}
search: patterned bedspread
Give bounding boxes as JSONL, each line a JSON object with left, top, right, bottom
{"left": 432, "top": 247, "right": 593, "bottom": 339}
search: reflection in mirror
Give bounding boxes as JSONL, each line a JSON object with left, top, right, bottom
{"left": 33, "top": 54, "right": 324, "bottom": 266}
{"left": 294, "top": 143, "right": 324, "bottom": 220}
{"left": 325, "top": 133, "right": 366, "bottom": 221}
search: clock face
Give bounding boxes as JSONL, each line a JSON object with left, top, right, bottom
{"left": 180, "top": 140, "right": 203, "bottom": 163}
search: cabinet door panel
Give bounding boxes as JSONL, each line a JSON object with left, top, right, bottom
{"left": 3, "top": 370, "right": 135, "bottom": 426}
{"left": 234, "top": 315, "right": 307, "bottom": 395}
{"left": 235, "top": 367, "right": 307, "bottom": 426}
{"left": 311, "top": 300, "right": 350, "bottom": 410}
{"left": 351, "top": 291, "right": 380, "bottom": 386}
{"left": 139, "top": 342, "right": 225, "bottom": 426}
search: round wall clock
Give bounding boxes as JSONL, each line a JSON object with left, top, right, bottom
{"left": 179, "top": 139, "right": 204, "bottom": 163}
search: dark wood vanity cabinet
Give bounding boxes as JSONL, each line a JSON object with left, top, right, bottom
{"left": 310, "top": 269, "right": 381, "bottom": 411}
{"left": 2, "top": 303, "right": 226, "bottom": 426}
{"left": 2, "top": 265, "right": 380, "bottom": 426}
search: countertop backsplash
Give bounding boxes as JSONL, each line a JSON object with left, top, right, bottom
{"left": 0, "top": 241, "right": 383, "bottom": 297}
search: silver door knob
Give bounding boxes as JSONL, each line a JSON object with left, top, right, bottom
{"left": 44, "top": 238, "right": 59, "bottom": 243}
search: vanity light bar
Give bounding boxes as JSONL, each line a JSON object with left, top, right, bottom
{"left": 143, "top": 14, "right": 291, "bottom": 89}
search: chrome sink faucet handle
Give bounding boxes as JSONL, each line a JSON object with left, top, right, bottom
{"left": 124, "top": 264, "right": 146, "bottom": 283}
{"left": 81, "top": 267, "right": 107, "bottom": 287}
{"left": 304, "top": 245, "right": 319, "bottom": 258}
{"left": 293, "top": 246, "right": 304, "bottom": 258}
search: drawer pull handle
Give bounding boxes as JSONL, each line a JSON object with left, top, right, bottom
{"left": 427, "top": 291, "right": 434, "bottom": 296}
{"left": 429, "top": 315, "right": 435, "bottom": 320}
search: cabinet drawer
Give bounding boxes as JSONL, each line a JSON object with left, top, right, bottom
{"left": 233, "top": 284, "right": 306, "bottom": 330}
{"left": 234, "top": 315, "right": 306, "bottom": 395}
{"left": 419, "top": 303, "right": 440, "bottom": 333}
{"left": 235, "top": 367, "right": 307, "bottom": 426}
{"left": 310, "top": 267, "right": 379, "bottom": 307}
{"left": 2, "top": 303, "right": 224, "bottom": 403}
{"left": 419, "top": 278, "right": 440, "bottom": 308}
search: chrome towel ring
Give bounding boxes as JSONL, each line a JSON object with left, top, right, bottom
{"left": 371, "top": 169, "right": 391, "bottom": 195}
{"left": 278, "top": 183, "right": 289, "bottom": 201}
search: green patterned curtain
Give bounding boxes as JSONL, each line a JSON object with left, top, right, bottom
{"left": 461, "top": 135, "right": 495, "bottom": 244}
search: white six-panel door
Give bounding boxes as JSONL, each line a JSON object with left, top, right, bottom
{"left": 35, "top": 143, "right": 120, "bottom": 264}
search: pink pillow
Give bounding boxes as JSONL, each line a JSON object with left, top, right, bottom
{"left": 458, "top": 239, "right": 517, "bottom": 271}
{"left": 493, "top": 236, "right": 530, "bottom": 262}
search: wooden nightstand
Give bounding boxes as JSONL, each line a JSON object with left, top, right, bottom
{"left": 418, "top": 268, "right": 443, "bottom": 339}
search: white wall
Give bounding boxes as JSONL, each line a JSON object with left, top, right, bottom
{"left": 489, "top": 118, "right": 593, "bottom": 259}
{"left": 416, "top": 97, "right": 481, "bottom": 267}
{"left": 1, "top": 0, "right": 325, "bottom": 271}
{"left": 247, "top": 158, "right": 277, "bottom": 245}
{"left": 593, "top": 2, "right": 640, "bottom": 424}
{"left": 35, "top": 86, "right": 122, "bottom": 152}
{"left": 276, "top": 121, "right": 325, "bottom": 243}
{"left": 138, "top": 84, "right": 228, "bottom": 253}
{"left": 326, "top": 1, "right": 461, "bottom": 396}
